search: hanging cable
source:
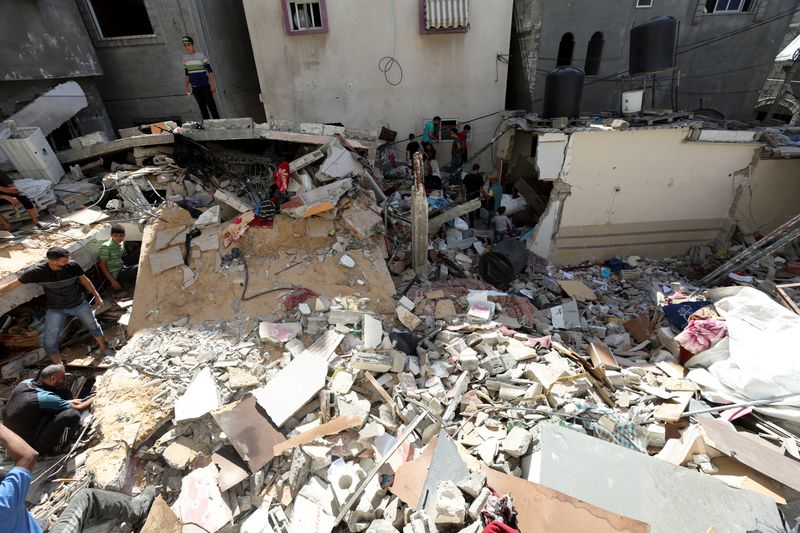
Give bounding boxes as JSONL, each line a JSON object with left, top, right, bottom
{"left": 378, "top": 56, "right": 404, "bottom": 87}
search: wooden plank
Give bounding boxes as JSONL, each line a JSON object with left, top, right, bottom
{"left": 272, "top": 414, "right": 363, "bottom": 456}
{"left": 654, "top": 390, "right": 693, "bottom": 422}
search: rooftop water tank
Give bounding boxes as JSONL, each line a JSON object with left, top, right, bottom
{"left": 543, "top": 67, "right": 584, "bottom": 120}
{"left": 629, "top": 16, "right": 678, "bottom": 75}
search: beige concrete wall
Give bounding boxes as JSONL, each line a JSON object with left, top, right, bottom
{"left": 734, "top": 156, "right": 800, "bottom": 235}
{"left": 546, "top": 127, "right": 761, "bottom": 265}
{"left": 242, "top": 0, "right": 513, "bottom": 169}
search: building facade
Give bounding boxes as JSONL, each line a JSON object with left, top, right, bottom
{"left": 0, "top": 0, "right": 263, "bottom": 149}
{"left": 508, "top": 0, "right": 800, "bottom": 121}
{"left": 242, "top": 0, "right": 514, "bottom": 168}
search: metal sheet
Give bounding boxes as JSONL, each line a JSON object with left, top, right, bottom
{"left": 425, "top": 0, "right": 469, "bottom": 30}
{"left": 211, "top": 395, "right": 285, "bottom": 472}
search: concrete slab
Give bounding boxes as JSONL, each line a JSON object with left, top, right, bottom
{"left": 174, "top": 367, "right": 220, "bottom": 422}
{"left": 172, "top": 464, "right": 232, "bottom": 533}
{"left": 148, "top": 246, "right": 184, "bottom": 275}
{"left": 523, "top": 423, "right": 783, "bottom": 533}
{"left": 1, "top": 82, "right": 88, "bottom": 137}
{"left": 252, "top": 352, "right": 328, "bottom": 427}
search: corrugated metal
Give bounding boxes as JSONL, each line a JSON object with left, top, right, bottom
{"left": 425, "top": 0, "right": 469, "bottom": 30}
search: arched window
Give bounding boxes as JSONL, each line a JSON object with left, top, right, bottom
{"left": 584, "top": 32, "right": 604, "bottom": 76}
{"left": 556, "top": 33, "right": 575, "bottom": 67}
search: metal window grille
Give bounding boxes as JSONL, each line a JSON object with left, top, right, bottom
{"left": 288, "top": 1, "right": 323, "bottom": 31}
{"left": 425, "top": 0, "right": 470, "bottom": 30}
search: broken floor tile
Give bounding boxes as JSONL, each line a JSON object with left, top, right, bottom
{"left": 252, "top": 352, "right": 328, "bottom": 427}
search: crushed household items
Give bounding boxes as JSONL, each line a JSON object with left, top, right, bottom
{"left": 0, "top": 118, "right": 799, "bottom": 533}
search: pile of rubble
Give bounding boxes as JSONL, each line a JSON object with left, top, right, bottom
{"left": 22, "top": 245, "right": 799, "bottom": 531}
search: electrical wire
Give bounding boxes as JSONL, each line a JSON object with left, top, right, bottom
{"left": 378, "top": 56, "right": 403, "bottom": 86}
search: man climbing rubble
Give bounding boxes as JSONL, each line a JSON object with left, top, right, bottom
{"left": 2, "top": 364, "right": 93, "bottom": 456}
{"left": 0, "top": 423, "right": 157, "bottom": 532}
{"left": 0, "top": 247, "right": 112, "bottom": 364}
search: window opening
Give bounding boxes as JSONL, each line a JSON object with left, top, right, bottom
{"left": 557, "top": 33, "right": 575, "bottom": 67}
{"left": 584, "top": 32, "right": 604, "bottom": 76}
{"left": 87, "top": 0, "right": 154, "bottom": 38}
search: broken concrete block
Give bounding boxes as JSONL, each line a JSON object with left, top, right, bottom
{"left": 366, "top": 519, "right": 400, "bottom": 533}
{"left": 174, "top": 367, "right": 220, "bottom": 422}
{"left": 434, "top": 299, "right": 457, "bottom": 319}
{"left": 399, "top": 296, "right": 415, "bottom": 311}
{"left": 330, "top": 369, "right": 355, "bottom": 394}
{"left": 467, "top": 487, "right": 492, "bottom": 519}
{"left": 396, "top": 306, "right": 422, "bottom": 331}
{"left": 363, "top": 314, "right": 383, "bottom": 349}
{"left": 213, "top": 189, "right": 252, "bottom": 213}
{"left": 351, "top": 352, "right": 394, "bottom": 373}
{"left": 195, "top": 205, "right": 221, "bottom": 227}
{"left": 315, "top": 295, "right": 331, "bottom": 312}
{"left": 148, "top": 246, "right": 184, "bottom": 275}
{"left": 252, "top": 352, "right": 328, "bottom": 427}
{"left": 259, "top": 321, "right": 303, "bottom": 343}
{"left": 285, "top": 338, "right": 306, "bottom": 357}
{"left": 342, "top": 205, "right": 383, "bottom": 240}
{"left": 162, "top": 438, "right": 199, "bottom": 470}
{"left": 432, "top": 480, "right": 466, "bottom": 525}
{"left": 328, "top": 459, "right": 365, "bottom": 506}
{"left": 289, "top": 493, "right": 336, "bottom": 533}
{"left": 646, "top": 423, "right": 667, "bottom": 449}
{"left": 456, "top": 471, "right": 486, "bottom": 498}
{"left": 502, "top": 427, "right": 533, "bottom": 458}
{"left": 172, "top": 464, "right": 232, "bottom": 533}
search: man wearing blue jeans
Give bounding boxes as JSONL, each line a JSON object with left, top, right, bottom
{"left": 0, "top": 247, "right": 108, "bottom": 364}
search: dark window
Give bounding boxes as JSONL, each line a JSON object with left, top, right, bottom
{"left": 705, "top": 0, "right": 754, "bottom": 13}
{"left": 584, "top": 32, "right": 604, "bottom": 75}
{"left": 282, "top": 1, "right": 328, "bottom": 35}
{"left": 556, "top": 33, "right": 575, "bottom": 67}
{"left": 636, "top": 0, "right": 653, "bottom": 7}
{"left": 87, "top": 0, "right": 154, "bottom": 38}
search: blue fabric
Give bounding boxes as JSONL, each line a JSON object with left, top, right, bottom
{"left": 0, "top": 467, "right": 42, "bottom": 533}
{"left": 43, "top": 301, "right": 102, "bottom": 356}
{"left": 35, "top": 385, "right": 71, "bottom": 413}
{"left": 662, "top": 301, "right": 713, "bottom": 330}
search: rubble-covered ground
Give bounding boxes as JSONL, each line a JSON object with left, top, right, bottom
{"left": 1, "top": 125, "right": 799, "bottom": 533}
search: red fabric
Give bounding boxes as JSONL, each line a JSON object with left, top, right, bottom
{"left": 482, "top": 522, "right": 520, "bottom": 533}
{"left": 274, "top": 161, "right": 290, "bottom": 193}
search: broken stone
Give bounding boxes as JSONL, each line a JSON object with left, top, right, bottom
{"left": 501, "top": 427, "right": 533, "bottom": 458}
{"left": 434, "top": 299, "right": 457, "bottom": 319}
{"left": 339, "top": 254, "right": 356, "bottom": 268}
{"left": 363, "top": 314, "right": 384, "bottom": 349}
{"left": 259, "top": 321, "right": 303, "bottom": 343}
{"left": 432, "top": 480, "right": 466, "bottom": 525}
{"left": 351, "top": 352, "right": 394, "bottom": 373}
{"left": 456, "top": 471, "right": 486, "bottom": 498}
{"left": 396, "top": 306, "right": 422, "bottom": 330}
{"left": 467, "top": 487, "right": 492, "bottom": 519}
{"left": 162, "top": 438, "right": 199, "bottom": 470}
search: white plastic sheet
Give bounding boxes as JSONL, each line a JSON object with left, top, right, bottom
{"left": 685, "top": 286, "right": 800, "bottom": 427}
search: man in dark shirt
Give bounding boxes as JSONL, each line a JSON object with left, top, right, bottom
{"left": 463, "top": 163, "right": 485, "bottom": 227}
{"left": 405, "top": 133, "right": 420, "bottom": 164}
{"left": 0, "top": 170, "right": 50, "bottom": 231}
{"left": 0, "top": 247, "right": 108, "bottom": 364}
{"left": 3, "top": 364, "right": 93, "bottom": 455}
{"left": 449, "top": 128, "right": 465, "bottom": 185}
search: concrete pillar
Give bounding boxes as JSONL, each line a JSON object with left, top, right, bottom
{"left": 411, "top": 152, "right": 429, "bottom": 278}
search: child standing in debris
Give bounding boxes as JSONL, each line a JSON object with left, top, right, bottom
{"left": 492, "top": 206, "right": 514, "bottom": 242}
{"left": 182, "top": 35, "right": 219, "bottom": 120}
{"left": 487, "top": 175, "right": 503, "bottom": 219}
{"left": 405, "top": 133, "right": 421, "bottom": 163}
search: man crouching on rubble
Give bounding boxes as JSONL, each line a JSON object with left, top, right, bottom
{"left": 0, "top": 247, "right": 112, "bottom": 364}
{"left": 0, "top": 423, "right": 157, "bottom": 533}
{"left": 3, "top": 364, "right": 93, "bottom": 456}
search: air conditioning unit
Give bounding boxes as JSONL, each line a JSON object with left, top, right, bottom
{"left": 622, "top": 89, "right": 644, "bottom": 115}
{"left": 0, "top": 126, "right": 64, "bottom": 184}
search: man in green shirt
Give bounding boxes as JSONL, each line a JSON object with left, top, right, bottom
{"left": 98, "top": 225, "right": 137, "bottom": 290}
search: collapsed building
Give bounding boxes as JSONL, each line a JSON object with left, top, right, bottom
{"left": 0, "top": 107, "right": 798, "bottom": 533}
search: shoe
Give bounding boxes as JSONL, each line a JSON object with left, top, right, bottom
{"left": 131, "top": 486, "right": 158, "bottom": 528}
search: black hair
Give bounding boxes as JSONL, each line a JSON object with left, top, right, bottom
{"left": 110, "top": 224, "right": 125, "bottom": 235}
{"left": 498, "top": 206, "right": 507, "bottom": 215}
{"left": 408, "top": 133, "right": 415, "bottom": 140}
{"left": 472, "top": 163, "right": 480, "bottom": 170}
{"left": 463, "top": 124, "right": 471, "bottom": 131}
{"left": 450, "top": 128, "right": 458, "bottom": 134}
{"left": 433, "top": 116, "right": 441, "bottom": 122}
{"left": 46, "top": 247, "right": 70, "bottom": 260}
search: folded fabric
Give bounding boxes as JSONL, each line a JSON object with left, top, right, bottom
{"left": 675, "top": 319, "right": 727, "bottom": 357}
{"left": 483, "top": 522, "right": 521, "bottom": 533}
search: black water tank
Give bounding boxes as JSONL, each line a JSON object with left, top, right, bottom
{"left": 629, "top": 16, "right": 677, "bottom": 75}
{"left": 543, "top": 67, "right": 584, "bottom": 119}
{"left": 479, "top": 239, "right": 529, "bottom": 290}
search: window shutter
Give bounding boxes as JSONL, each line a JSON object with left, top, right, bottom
{"left": 425, "top": 0, "right": 469, "bottom": 30}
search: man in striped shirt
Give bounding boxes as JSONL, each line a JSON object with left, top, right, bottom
{"left": 182, "top": 35, "right": 219, "bottom": 120}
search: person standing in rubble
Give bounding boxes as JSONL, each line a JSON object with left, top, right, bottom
{"left": 486, "top": 175, "right": 503, "bottom": 220}
{"left": 2, "top": 364, "right": 93, "bottom": 456}
{"left": 422, "top": 116, "right": 441, "bottom": 143}
{"left": 0, "top": 247, "right": 111, "bottom": 364}
{"left": 182, "top": 35, "right": 220, "bottom": 120}
{"left": 449, "top": 127, "right": 465, "bottom": 185}
{"left": 97, "top": 225, "right": 138, "bottom": 291}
